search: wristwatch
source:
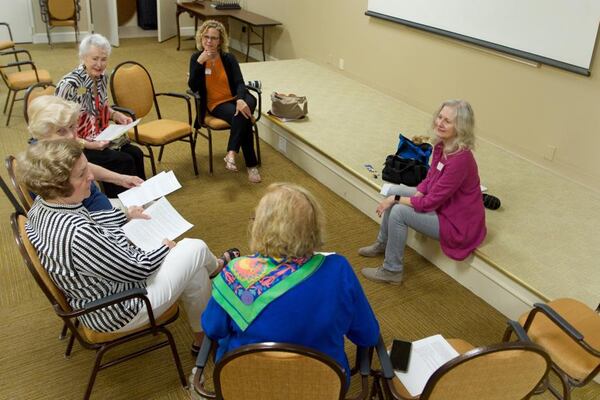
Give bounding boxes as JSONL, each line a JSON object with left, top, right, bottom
{"left": 394, "top": 194, "right": 401, "bottom": 203}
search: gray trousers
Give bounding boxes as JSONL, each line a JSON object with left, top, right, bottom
{"left": 377, "top": 185, "right": 440, "bottom": 273}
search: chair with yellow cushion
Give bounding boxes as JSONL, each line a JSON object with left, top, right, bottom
{"left": 0, "top": 49, "right": 52, "bottom": 126}
{"left": 0, "top": 22, "right": 16, "bottom": 52}
{"left": 504, "top": 298, "right": 600, "bottom": 399}
{"left": 372, "top": 336, "right": 550, "bottom": 400}
{"left": 188, "top": 84, "right": 262, "bottom": 174}
{"left": 39, "top": 0, "right": 81, "bottom": 47}
{"left": 10, "top": 213, "right": 187, "bottom": 400}
{"left": 110, "top": 60, "right": 198, "bottom": 176}
{"left": 193, "top": 337, "right": 372, "bottom": 400}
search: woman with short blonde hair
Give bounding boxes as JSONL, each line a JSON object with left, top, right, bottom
{"left": 250, "top": 182, "right": 324, "bottom": 258}
{"left": 202, "top": 183, "right": 380, "bottom": 385}
{"left": 25, "top": 95, "right": 143, "bottom": 211}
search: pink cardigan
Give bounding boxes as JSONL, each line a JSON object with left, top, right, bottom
{"left": 411, "top": 143, "right": 486, "bottom": 260}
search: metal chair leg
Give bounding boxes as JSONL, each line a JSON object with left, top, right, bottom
{"left": 254, "top": 124, "right": 261, "bottom": 165}
{"left": 147, "top": 146, "right": 157, "bottom": 176}
{"left": 6, "top": 90, "right": 16, "bottom": 126}
{"left": 59, "top": 322, "right": 68, "bottom": 340}
{"left": 207, "top": 128, "right": 213, "bottom": 175}
{"left": 158, "top": 145, "right": 165, "bottom": 161}
{"left": 83, "top": 345, "right": 106, "bottom": 400}
{"left": 162, "top": 327, "right": 188, "bottom": 388}
{"left": 189, "top": 134, "right": 199, "bottom": 176}
{"left": 3, "top": 89, "right": 11, "bottom": 113}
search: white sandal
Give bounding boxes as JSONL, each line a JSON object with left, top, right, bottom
{"left": 247, "top": 167, "right": 261, "bottom": 183}
{"left": 224, "top": 155, "right": 237, "bottom": 171}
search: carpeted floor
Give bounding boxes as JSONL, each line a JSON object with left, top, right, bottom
{"left": 0, "top": 37, "right": 597, "bottom": 399}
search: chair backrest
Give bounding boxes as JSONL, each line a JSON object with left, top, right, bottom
{"left": 23, "top": 82, "right": 57, "bottom": 123}
{"left": 11, "top": 213, "right": 72, "bottom": 312}
{"left": 110, "top": 61, "right": 156, "bottom": 119}
{"left": 422, "top": 342, "right": 551, "bottom": 400}
{"left": 5, "top": 155, "right": 35, "bottom": 212}
{"left": 214, "top": 342, "right": 346, "bottom": 400}
{"left": 47, "top": 0, "right": 76, "bottom": 21}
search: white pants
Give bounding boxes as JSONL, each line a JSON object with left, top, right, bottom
{"left": 117, "top": 238, "right": 216, "bottom": 333}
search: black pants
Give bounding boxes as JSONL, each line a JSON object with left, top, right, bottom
{"left": 84, "top": 143, "right": 146, "bottom": 197}
{"left": 211, "top": 93, "right": 258, "bottom": 168}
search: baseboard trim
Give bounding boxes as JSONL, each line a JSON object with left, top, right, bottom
{"left": 33, "top": 31, "right": 90, "bottom": 44}
{"left": 258, "top": 116, "right": 547, "bottom": 320}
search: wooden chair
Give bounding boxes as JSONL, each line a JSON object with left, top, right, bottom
{"left": 193, "top": 337, "right": 372, "bottom": 400}
{"left": 10, "top": 213, "right": 187, "bottom": 400}
{"left": 39, "top": 0, "right": 81, "bottom": 47}
{"left": 110, "top": 60, "right": 198, "bottom": 176}
{"left": 373, "top": 336, "right": 550, "bottom": 400}
{"left": 5, "top": 155, "right": 34, "bottom": 212}
{"left": 0, "top": 49, "right": 52, "bottom": 126}
{"left": 188, "top": 85, "right": 262, "bottom": 174}
{"left": 23, "top": 81, "right": 57, "bottom": 124}
{"left": 504, "top": 298, "right": 600, "bottom": 399}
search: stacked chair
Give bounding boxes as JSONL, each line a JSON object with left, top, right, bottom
{"left": 504, "top": 298, "right": 600, "bottom": 399}
{"left": 39, "top": 0, "right": 81, "bottom": 47}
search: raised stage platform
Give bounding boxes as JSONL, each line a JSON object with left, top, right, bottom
{"left": 241, "top": 59, "right": 598, "bottom": 319}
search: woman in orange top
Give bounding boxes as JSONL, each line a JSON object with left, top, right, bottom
{"left": 188, "top": 20, "right": 261, "bottom": 183}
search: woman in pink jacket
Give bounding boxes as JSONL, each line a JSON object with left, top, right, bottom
{"left": 360, "top": 99, "right": 486, "bottom": 284}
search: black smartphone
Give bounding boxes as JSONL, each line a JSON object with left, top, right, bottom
{"left": 390, "top": 339, "right": 412, "bottom": 372}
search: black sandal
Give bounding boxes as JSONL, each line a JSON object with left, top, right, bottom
{"left": 210, "top": 248, "right": 241, "bottom": 278}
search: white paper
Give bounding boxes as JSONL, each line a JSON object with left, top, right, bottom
{"left": 118, "top": 171, "right": 182, "bottom": 208}
{"left": 480, "top": 184, "right": 488, "bottom": 192}
{"left": 122, "top": 197, "right": 193, "bottom": 252}
{"left": 380, "top": 183, "right": 393, "bottom": 196}
{"left": 94, "top": 119, "right": 141, "bottom": 141}
{"left": 394, "top": 334, "right": 459, "bottom": 396}
{"left": 315, "top": 251, "right": 336, "bottom": 256}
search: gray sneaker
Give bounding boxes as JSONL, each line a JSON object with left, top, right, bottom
{"left": 361, "top": 266, "right": 402, "bottom": 284}
{"left": 358, "top": 241, "right": 386, "bottom": 257}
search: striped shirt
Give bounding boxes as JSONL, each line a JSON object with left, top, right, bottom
{"left": 26, "top": 198, "right": 170, "bottom": 332}
{"left": 55, "top": 65, "right": 110, "bottom": 141}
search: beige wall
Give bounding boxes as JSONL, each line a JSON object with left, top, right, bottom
{"left": 247, "top": 0, "right": 600, "bottom": 191}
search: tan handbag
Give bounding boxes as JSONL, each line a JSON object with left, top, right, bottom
{"left": 270, "top": 92, "right": 308, "bottom": 120}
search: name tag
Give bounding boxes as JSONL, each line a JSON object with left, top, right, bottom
{"left": 436, "top": 162, "right": 444, "bottom": 171}
{"left": 205, "top": 68, "right": 212, "bottom": 75}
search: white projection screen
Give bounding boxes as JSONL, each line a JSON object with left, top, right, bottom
{"left": 366, "top": 0, "right": 600, "bottom": 76}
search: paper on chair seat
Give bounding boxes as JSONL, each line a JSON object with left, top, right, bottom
{"left": 94, "top": 119, "right": 141, "bottom": 141}
{"left": 123, "top": 197, "right": 193, "bottom": 252}
{"left": 394, "top": 334, "right": 459, "bottom": 396}
{"left": 118, "top": 171, "right": 181, "bottom": 208}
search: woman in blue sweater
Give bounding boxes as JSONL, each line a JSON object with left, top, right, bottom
{"left": 202, "top": 183, "right": 380, "bottom": 382}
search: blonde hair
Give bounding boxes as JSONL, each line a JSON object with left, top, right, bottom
{"left": 17, "top": 139, "right": 83, "bottom": 200}
{"left": 250, "top": 183, "right": 325, "bottom": 258}
{"left": 195, "top": 20, "right": 229, "bottom": 53}
{"left": 432, "top": 99, "right": 475, "bottom": 153}
{"left": 28, "top": 95, "right": 80, "bottom": 140}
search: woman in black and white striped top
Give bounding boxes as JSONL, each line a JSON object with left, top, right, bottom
{"left": 18, "top": 139, "right": 223, "bottom": 349}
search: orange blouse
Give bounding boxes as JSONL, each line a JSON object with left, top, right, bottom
{"left": 206, "top": 56, "right": 236, "bottom": 111}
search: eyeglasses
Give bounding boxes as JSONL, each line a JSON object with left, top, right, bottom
{"left": 202, "top": 35, "right": 220, "bottom": 42}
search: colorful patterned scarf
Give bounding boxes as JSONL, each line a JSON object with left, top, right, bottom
{"left": 212, "top": 253, "right": 325, "bottom": 330}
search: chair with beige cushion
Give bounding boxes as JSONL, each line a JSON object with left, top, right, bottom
{"left": 39, "top": 0, "right": 81, "bottom": 47}
{"left": 188, "top": 85, "right": 262, "bottom": 174}
{"left": 0, "top": 49, "right": 52, "bottom": 126}
{"left": 110, "top": 60, "right": 198, "bottom": 176}
{"left": 372, "top": 336, "right": 550, "bottom": 400}
{"left": 0, "top": 22, "right": 16, "bottom": 52}
{"left": 11, "top": 213, "right": 187, "bottom": 400}
{"left": 193, "top": 337, "right": 372, "bottom": 400}
{"left": 504, "top": 298, "right": 600, "bottom": 399}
